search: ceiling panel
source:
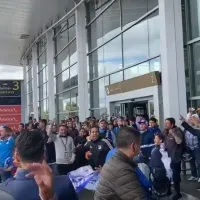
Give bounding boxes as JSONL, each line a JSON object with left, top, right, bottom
{"left": 0, "top": 0, "right": 75, "bottom": 66}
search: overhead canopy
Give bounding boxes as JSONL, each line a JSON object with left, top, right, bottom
{"left": 0, "top": 0, "right": 75, "bottom": 66}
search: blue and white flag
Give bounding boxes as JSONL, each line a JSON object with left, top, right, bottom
{"left": 69, "top": 165, "right": 99, "bottom": 193}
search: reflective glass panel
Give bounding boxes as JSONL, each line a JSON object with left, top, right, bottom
{"left": 38, "top": 37, "right": 47, "bottom": 55}
{"left": 38, "top": 51, "right": 47, "bottom": 71}
{"left": 56, "top": 28, "right": 69, "bottom": 54}
{"left": 124, "top": 66, "right": 139, "bottom": 80}
{"left": 89, "top": 48, "right": 104, "bottom": 79}
{"left": 90, "top": 76, "right": 109, "bottom": 108}
{"left": 56, "top": 69, "right": 70, "bottom": 93}
{"left": 43, "top": 83, "right": 47, "bottom": 99}
{"left": 55, "top": 47, "right": 69, "bottom": 74}
{"left": 150, "top": 57, "right": 161, "bottom": 72}
{"left": 70, "top": 88, "right": 78, "bottom": 110}
{"left": 148, "top": 0, "right": 158, "bottom": 10}
{"left": 68, "top": 25, "right": 76, "bottom": 43}
{"left": 104, "top": 36, "right": 122, "bottom": 74}
{"left": 39, "top": 71, "right": 43, "bottom": 86}
{"left": 121, "top": 0, "right": 148, "bottom": 29}
{"left": 110, "top": 71, "right": 123, "bottom": 84}
{"left": 88, "top": 0, "right": 120, "bottom": 50}
{"left": 70, "top": 64, "right": 78, "bottom": 87}
{"left": 123, "top": 21, "right": 148, "bottom": 67}
{"left": 191, "top": 42, "right": 200, "bottom": 96}
{"left": 69, "top": 40, "right": 77, "bottom": 65}
{"left": 148, "top": 13, "right": 160, "bottom": 57}
{"left": 188, "top": 0, "right": 200, "bottom": 40}
{"left": 138, "top": 62, "right": 149, "bottom": 75}
{"left": 89, "top": 36, "right": 122, "bottom": 79}
{"left": 57, "top": 91, "right": 70, "bottom": 113}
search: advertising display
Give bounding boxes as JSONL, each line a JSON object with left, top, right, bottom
{"left": 0, "top": 81, "right": 21, "bottom": 130}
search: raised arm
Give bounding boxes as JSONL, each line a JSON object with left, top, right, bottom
{"left": 180, "top": 115, "right": 200, "bottom": 138}
{"left": 181, "top": 121, "right": 200, "bottom": 138}
{"left": 47, "top": 122, "right": 57, "bottom": 143}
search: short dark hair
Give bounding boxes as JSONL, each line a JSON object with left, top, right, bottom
{"left": 90, "top": 126, "right": 99, "bottom": 132}
{"left": 116, "top": 127, "right": 141, "bottom": 148}
{"left": 149, "top": 117, "right": 157, "bottom": 123}
{"left": 41, "top": 119, "right": 47, "bottom": 126}
{"left": 16, "top": 130, "right": 45, "bottom": 162}
{"left": 19, "top": 123, "right": 25, "bottom": 128}
{"left": 165, "top": 118, "right": 176, "bottom": 126}
{"left": 155, "top": 133, "right": 164, "bottom": 142}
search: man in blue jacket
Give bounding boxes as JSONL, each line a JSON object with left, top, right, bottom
{"left": 0, "top": 130, "right": 78, "bottom": 200}
{"left": 148, "top": 117, "right": 161, "bottom": 136}
{"left": 139, "top": 120, "right": 155, "bottom": 164}
{"left": 113, "top": 117, "right": 125, "bottom": 135}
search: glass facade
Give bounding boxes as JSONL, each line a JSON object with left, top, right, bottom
{"left": 54, "top": 14, "right": 78, "bottom": 121}
{"left": 26, "top": 55, "right": 33, "bottom": 117}
{"left": 86, "top": 0, "right": 160, "bottom": 118}
{"left": 37, "top": 37, "right": 48, "bottom": 119}
{"left": 24, "top": 0, "right": 163, "bottom": 121}
{"left": 183, "top": 0, "right": 200, "bottom": 106}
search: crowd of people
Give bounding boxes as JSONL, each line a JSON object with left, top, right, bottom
{"left": 0, "top": 108, "right": 200, "bottom": 199}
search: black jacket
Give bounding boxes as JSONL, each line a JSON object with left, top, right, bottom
{"left": 74, "top": 136, "right": 87, "bottom": 147}
{"left": 68, "top": 128, "right": 79, "bottom": 140}
{"left": 84, "top": 138, "right": 112, "bottom": 168}
{"left": 149, "top": 146, "right": 165, "bottom": 169}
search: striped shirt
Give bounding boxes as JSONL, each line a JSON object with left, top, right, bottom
{"left": 185, "top": 130, "right": 199, "bottom": 150}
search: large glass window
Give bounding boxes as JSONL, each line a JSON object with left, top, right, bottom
{"left": 87, "top": 0, "right": 121, "bottom": 50}
{"left": 38, "top": 52, "right": 47, "bottom": 71}
{"left": 123, "top": 21, "right": 149, "bottom": 67}
{"left": 124, "top": 66, "right": 139, "bottom": 80}
{"left": 90, "top": 76, "right": 109, "bottom": 109}
{"left": 87, "top": 0, "right": 159, "bottom": 117}
{"left": 148, "top": 12, "right": 160, "bottom": 58}
{"left": 39, "top": 99, "right": 48, "bottom": 119}
{"left": 150, "top": 57, "right": 161, "bottom": 72}
{"left": 57, "top": 88, "right": 78, "bottom": 118}
{"left": 89, "top": 36, "right": 122, "bottom": 79}
{"left": 190, "top": 42, "right": 200, "bottom": 96}
{"left": 121, "top": 0, "right": 158, "bottom": 29}
{"left": 187, "top": 0, "right": 200, "bottom": 40}
{"left": 55, "top": 15, "right": 76, "bottom": 54}
{"left": 26, "top": 55, "right": 34, "bottom": 117}
{"left": 37, "top": 37, "right": 48, "bottom": 119}
{"left": 54, "top": 15, "right": 78, "bottom": 120}
{"left": 183, "top": 0, "right": 200, "bottom": 106}
{"left": 110, "top": 71, "right": 123, "bottom": 84}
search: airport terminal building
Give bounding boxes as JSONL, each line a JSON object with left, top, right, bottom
{"left": 20, "top": 0, "right": 199, "bottom": 125}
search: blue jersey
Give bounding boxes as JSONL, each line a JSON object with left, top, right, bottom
{"left": 0, "top": 137, "right": 14, "bottom": 167}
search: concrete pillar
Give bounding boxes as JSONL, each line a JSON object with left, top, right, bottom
{"left": 22, "top": 60, "right": 28, "bottom": 123}
{"left": 32, "top": 46, "right": 39, "bottom": 120}
{"left": 46, "top": 30, "right": 56, "bottom": 120}
{"left": 159, "top": 0, "right": 187, "bottom": 124}
{"left": 76, "top": 3, "right": 89, "bottom": 122}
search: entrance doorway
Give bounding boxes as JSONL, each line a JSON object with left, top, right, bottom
{"left": 114, "top": 99, "right": 154, "bottom": 120}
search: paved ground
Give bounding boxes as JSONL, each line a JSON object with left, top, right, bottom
{"left": 78, "top": 190, "right": 199, "bottom": 200}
